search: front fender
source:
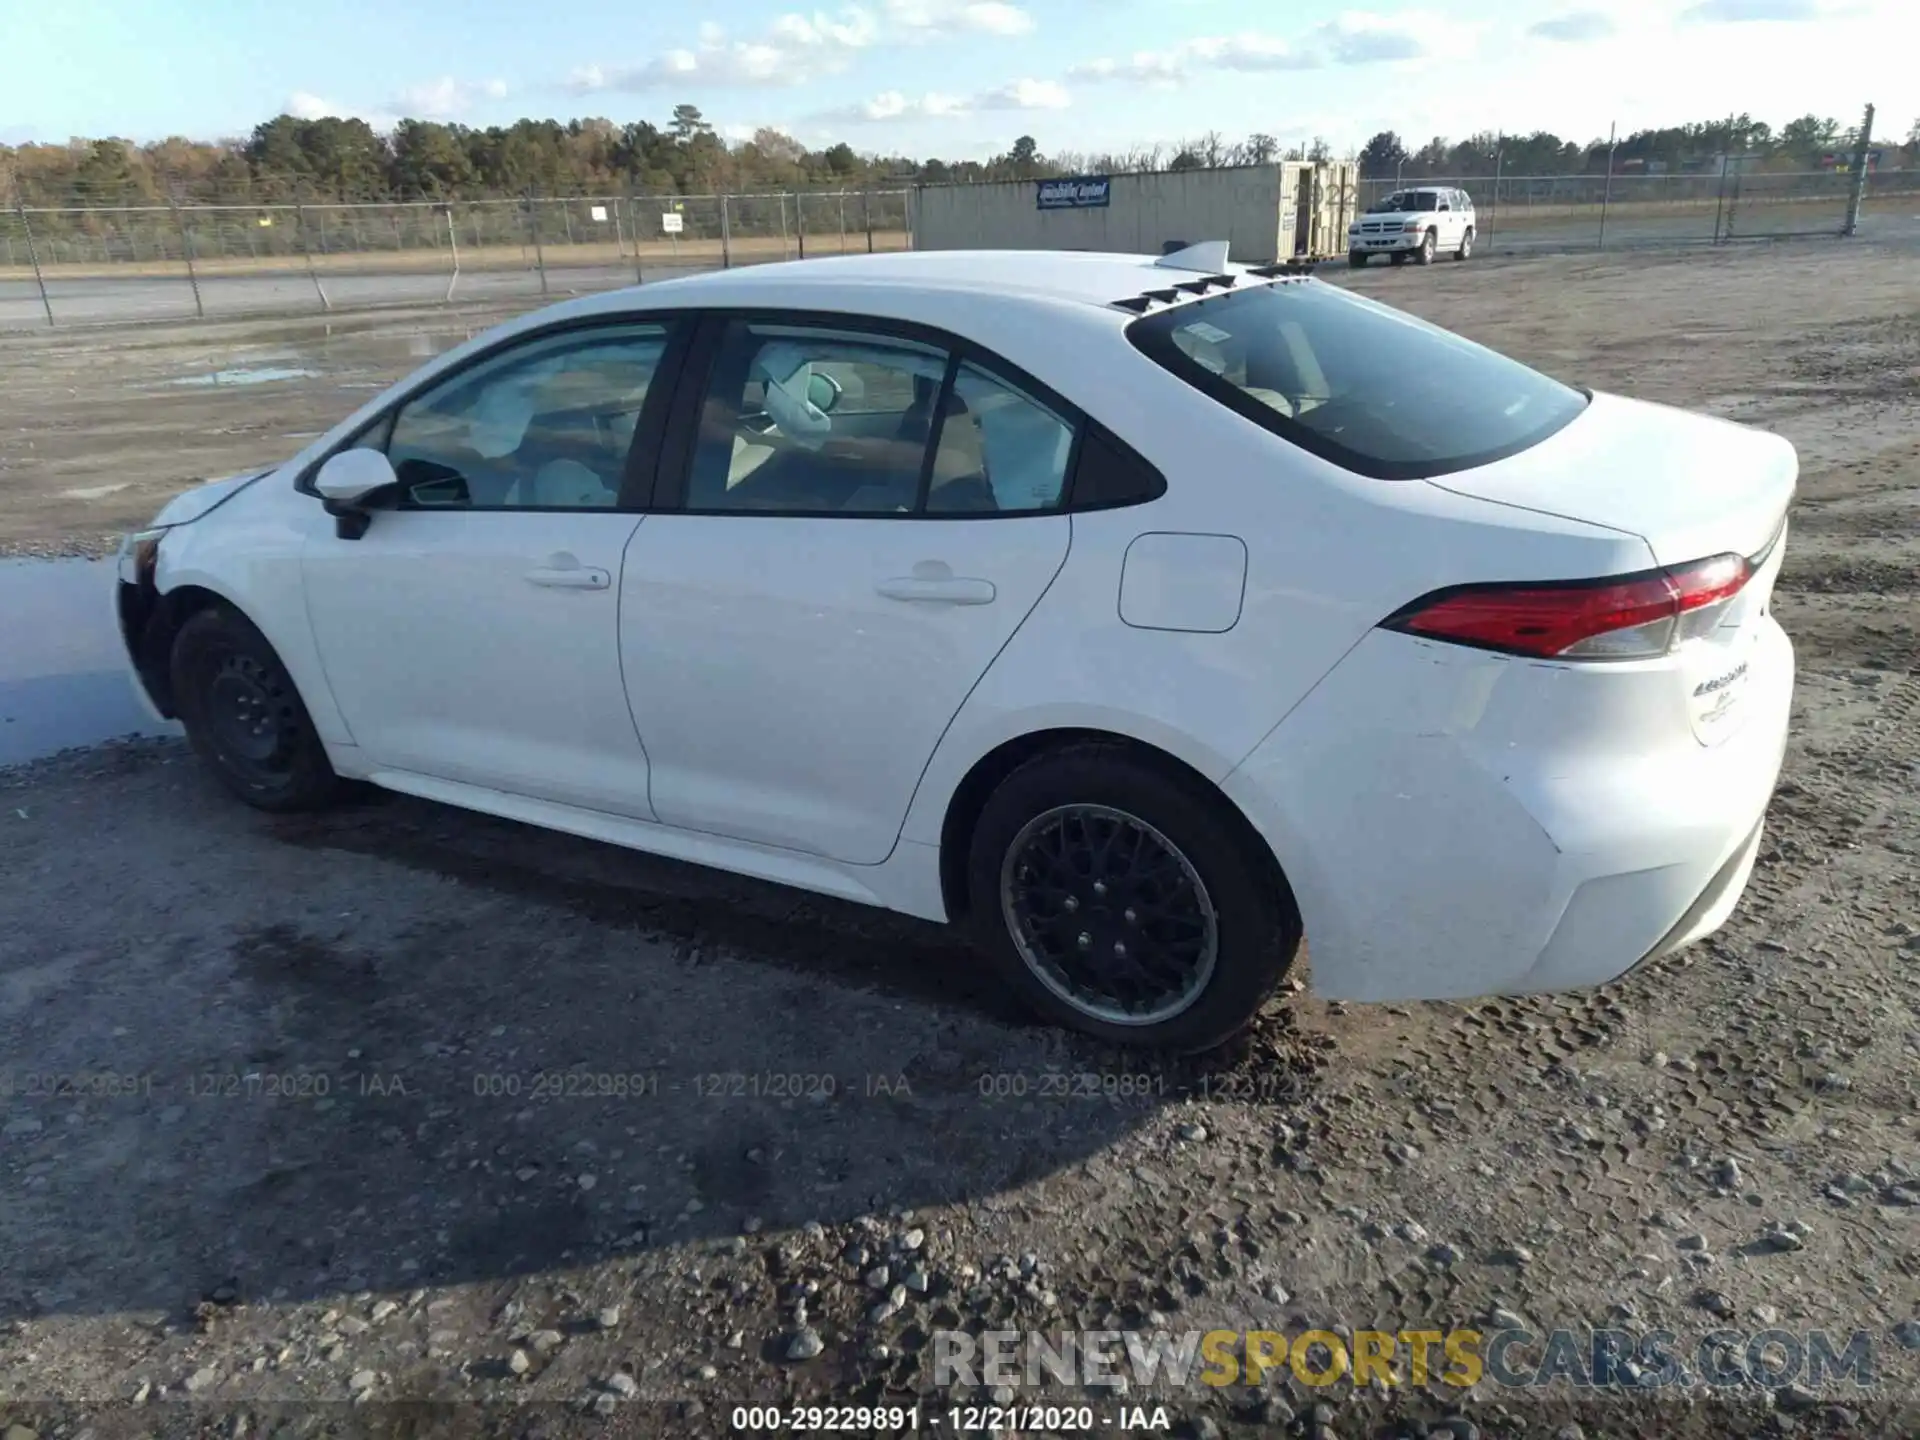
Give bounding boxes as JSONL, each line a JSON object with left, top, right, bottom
{"left": 152, "top": 481, "right": 354, "bottom": 749}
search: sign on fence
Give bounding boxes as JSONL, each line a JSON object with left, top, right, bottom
{"left": 589, "top": 205, "right": 608, "bottom": 222}
{"left": 1037, "top": 175, "right": 1111, "bottom": 211}
{"left": 661, "top": 212, "right": 684, "bottom": 234}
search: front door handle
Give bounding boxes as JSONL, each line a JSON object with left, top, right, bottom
{"left": 526, "top": 565, "right": 610, "bottom": 590}
{"left": 875, "top": 576, "right": 996, "bottom": 605}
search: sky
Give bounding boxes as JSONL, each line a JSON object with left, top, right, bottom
{"left": 0, "top": 0, "right": 1908, "bottom": 160}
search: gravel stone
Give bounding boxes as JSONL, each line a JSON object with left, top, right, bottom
{"left": 786, "top": 1327, "right": 825, "bottom": 1361}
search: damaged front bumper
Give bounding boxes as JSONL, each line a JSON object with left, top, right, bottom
{"left": 114, "top": 528, "right": 175, "bottom": 721}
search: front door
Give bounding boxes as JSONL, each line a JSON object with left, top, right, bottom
{"left": 301, "top": 320, "right": 680, "bottom": 818}
{"left": 619, "top": 316, "right": 1078, "bottom": 864}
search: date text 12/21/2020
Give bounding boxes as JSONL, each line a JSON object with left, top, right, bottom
{"left": 728, "top": 1403, "right": 1174, "bottom": 1432}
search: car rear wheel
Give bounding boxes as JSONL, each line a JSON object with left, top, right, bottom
{"left": 171, "top": 604, "right": 342, "bottom": 813}
{"left": 1348, "top": 250, "right": 1367, "bottom": 268}
{"left": 966, "top": 744, "right": 1301, "bottom": 1052}
{"left": 1455, "top": 226, "right": 1474, "bottom": 261}
{"left": 1414, "top": 229, "right": 1437, "bottom": 265}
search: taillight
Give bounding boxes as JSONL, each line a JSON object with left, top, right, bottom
{"left": 1383, "top": 553, "right": 1753, "bottom": 660}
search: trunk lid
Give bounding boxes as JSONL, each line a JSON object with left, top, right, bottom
{"left": 1427, "top": 390, "right": 1796, "bottom": 566}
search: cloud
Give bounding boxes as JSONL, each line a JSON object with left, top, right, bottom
{"left": 1680, "top": 0, "right": 1821, "bottom": 17}
{"left": 391, "top": 76, "right": 511, "bottom": 119}
{"left": 565, "top": 2, "right": 1029, "bottom": 93}
{"left": 568, "top": 7, "right": 877, "bottom": 91}
{"left": 1069, "top": 12, "right": 1462, "bottom": 84}
{"left": 1526, "top": 9, "right": 1618, "bottom": 38}
{"left": 882, "top": 0, "right": 1036, "bottom": 36}
{"left": 283, "top": 77, "right": 509, "bottom": 128}
{"left": 1070, "top": 32, "right": 1317, "bottom": 85}
{"left": 1316, "top": 11, "right": 1445, "bottom": 62}
{"left": 815, "top": 76, "right": 1067, "bottom": 122}
{"left": 975, "top": 78, "right": 1071, "bottom": 109}
{"left": 287, "top": 92, "right": 356, "bottom": 121}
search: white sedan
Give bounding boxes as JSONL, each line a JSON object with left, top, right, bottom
{"left": 114, "top": 244, "right": 1796, "bottom": 1051}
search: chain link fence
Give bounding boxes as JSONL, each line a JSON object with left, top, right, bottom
{"left": 1357, "top": 167, "right": 1911, "bottom": 250}
{"left": 0, "top": 188, "right": 916, "bottom": 328}
{"left": 1, "top": 164, "right": 1908, "bottom": 328}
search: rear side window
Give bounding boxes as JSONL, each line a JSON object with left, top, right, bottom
{"left": 1126, "top": 280, "right": 1588, "bottom": 480}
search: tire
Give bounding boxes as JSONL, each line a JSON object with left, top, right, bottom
{"left": 966, "top": 744, "right": 1301, "bottom": 1053}
{"left": 1347, "top": 251, "right": 1367, "bottom": 268}
{"left": 1389, "top": 250, "right": 1408, "bottom": 267}
{"left": 1414, "top": 229, "right": 1436, "bottom": 265}
{"left": 1455, "top": 226, "right": 1474, "bottom": 261}
{"left": 170, "top": 604, "right": 342, "bottom": 812}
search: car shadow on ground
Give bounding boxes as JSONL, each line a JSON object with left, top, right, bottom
{"left": 0, "top": 742, "right": 1319, "bottom": 1324}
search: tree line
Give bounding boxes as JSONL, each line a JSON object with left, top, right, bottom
{"left": 2, "top": 103, "right": 1910, "bottom": 210}
{"left": 1356, "top": 111, "right": 1899, "bottom": 180}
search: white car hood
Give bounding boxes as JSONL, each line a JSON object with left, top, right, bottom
{"left": 150, "top": 466, "right": 274, "bottom": 528}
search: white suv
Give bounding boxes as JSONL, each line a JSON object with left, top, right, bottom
{"left": 1348, "top": 186, "right": 1475, "bottom": 266}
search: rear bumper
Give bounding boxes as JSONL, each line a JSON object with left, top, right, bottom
{"left": 1223, "top": 618, "right": 1793, "bottom": 1002}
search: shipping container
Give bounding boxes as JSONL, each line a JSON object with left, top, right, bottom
{"left": 909, "top": 162, "right": 1358, "bottom": 265}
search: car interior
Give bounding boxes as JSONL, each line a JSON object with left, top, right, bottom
{"left": 688, "top": 340, "right": 1038, "bottom": 515}
{"left": 384, "top": 342, "right": 658, "bottom": 510}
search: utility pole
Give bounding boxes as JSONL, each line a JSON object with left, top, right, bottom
{"left": 1842, "top": 103, "right": 1875, "bottom": 237}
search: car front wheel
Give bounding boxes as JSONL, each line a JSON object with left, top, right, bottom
{"left": 1348, "top": 250, "right": 1367, "bottom": 268}
{"left": 967, "top": 745, "right": 1301, "bottom": 1052}
{"left": 1414, "top": 229, "right": 1436, "bottom": 265}
{"left": 171, "top": 604, "right": 342, "bottom": 812}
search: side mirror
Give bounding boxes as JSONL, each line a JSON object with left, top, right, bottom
{"left": 314, "top": 447, "right": 399, "bottom": 505}
{"left": 313, "top": 447, "right": 398, "bottom": 540}
{"left": 806, "top": 371, "right": 843, "bottom": 414}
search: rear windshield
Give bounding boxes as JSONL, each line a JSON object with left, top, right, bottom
{"left": 1126, "top": 279, "right": 1588, "bottom": 480}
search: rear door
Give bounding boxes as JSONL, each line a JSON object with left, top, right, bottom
{"left": 618, "top": 314, "right": 1077, "bottom": 864}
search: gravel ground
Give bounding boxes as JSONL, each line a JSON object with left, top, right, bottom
{"left": 1, "top": 240, "right": 1918, "bottom": 1438}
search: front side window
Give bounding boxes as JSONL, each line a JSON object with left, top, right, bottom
{"left": 686, "top": 320, "right": 1078, "bottom": 516}
{"left": 1128, "top": 279, "right": 1589, "bottom": 480}
{"left": 383, "top": 323, "right": 670, "bottom": 510}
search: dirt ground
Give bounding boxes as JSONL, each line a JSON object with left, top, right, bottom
{"left": 1, "top": 240, "right": 1918, "bottom": 1438}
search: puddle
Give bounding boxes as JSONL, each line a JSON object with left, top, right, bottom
{"left": 168, "top": 366, "right": 321, "bottom": 388}
{"left": 59, "top": 482, "right": 135, "bottom": 501}
{"left": 0, "top": 558, "right": 178, "bottom": 768}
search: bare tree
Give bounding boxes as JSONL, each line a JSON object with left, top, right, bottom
{"left": 1241, "top": 133, "right": 1280, "bottom": 164}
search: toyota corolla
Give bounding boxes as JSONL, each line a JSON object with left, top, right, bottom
{"left": 114, "top": 244, "right": 1796, "bottom": 1051}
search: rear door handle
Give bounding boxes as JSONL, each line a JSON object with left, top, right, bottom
{"left": 526, "top": 566, "right": 610, "bottom": 590}
{"left": 875, "top": 576, "right": 996, "bottom": 605}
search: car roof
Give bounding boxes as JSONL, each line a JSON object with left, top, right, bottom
{"left": 539, "top": 249, "right": 1227, "bottom": 326}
